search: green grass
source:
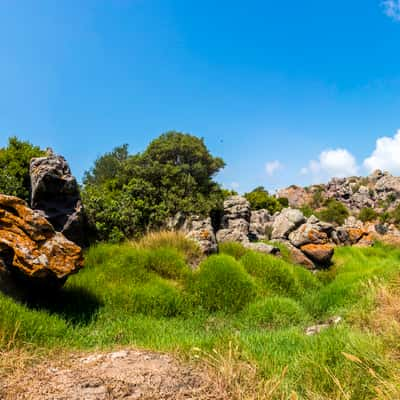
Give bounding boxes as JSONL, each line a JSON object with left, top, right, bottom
{"left": 1, "top": 237, "right": 400, "bottom": 399}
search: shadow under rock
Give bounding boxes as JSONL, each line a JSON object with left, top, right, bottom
{"left": 0, "top": 271, "right": 102, "bottom": 326}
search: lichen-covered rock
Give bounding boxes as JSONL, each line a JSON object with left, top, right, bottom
{"left": 30, "top": 152, "right": 88, "bottom": 247}
{"left": 0, "top": 194, "right": 83, "bottom": 286}
{"left": 249, "top": 209, "right": 271, "bottom": 240}
{"left": 181, "top": 216, "right": 218, "bottom": 256}
{"left": 271, "top": 208, "right": 306, "bottom": 239}
{"left": 300, "top": 244, "right": 334, "bottom": 266}
{"left": 288, "top": 223, "right": 328, "bottom": 247}
{"left": 217, "top": 196, "right": 251, "bottom": 244}
{"left": 273, "top": 239, "right": 315, "bottom": 270}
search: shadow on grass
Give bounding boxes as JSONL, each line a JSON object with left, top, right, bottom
{"left": 0, "top": 271, "right": 102, "bottom": 325}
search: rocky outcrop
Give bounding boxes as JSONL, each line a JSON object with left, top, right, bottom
{"left": 0, "top": 194, "right": 83, "bottom": 286}
{"left": 30, "top": 152, "right": 88, "bottom": 247}
{"left": 249, "top": 209, "right": 272, "bottom": 240}
{"left": 181, "top": 216, "right": 218, "bottom": 256}
{"left": 300, "top": 244, "right": 334, "bottom": 266}
{"left": 271, "top": 208, "right": 306, "bottom": 239}
{"left": 216, "top": 196, "right": 251, "bottom": 244}
{"left": 280, "top": 170, "right": 400, "bottom": 215}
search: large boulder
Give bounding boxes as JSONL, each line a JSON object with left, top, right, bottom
{"left": 217, "top": 196, "right": 251, "bottom": 244}
{"left": 0, "top": 194, "right": 83, "bottom": 286}
{"left": 181, "top": 216, "right": 218, "bottom": 256}
{"left": 300, "top": 244, "right": 334, "bottom": 267}
{"left": 271, "top": 208, "right": 306, "bottom": 239}
{"left": 249, "top": 209, "right": 272, "bottom": 240}
{"left": 30, "top": 152, "right": 88, "bottom": 247}
{"left": 288, "top": 223, "right": 329, "bottom": 247}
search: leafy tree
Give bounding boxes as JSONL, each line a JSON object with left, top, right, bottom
{"left": 82, "top": 132, "right": 225, "bottom": 242}
{"left": 0, "top": 137, "right": 45, "bottom": 202}
{"left": 316, "top": 199, "right": 349, "bottom": 226}
{"left": 244, "top": 186, "right": 283, "bottom": 214}
{"left": 83, "top": 144, "right": 129, "bottom": 187}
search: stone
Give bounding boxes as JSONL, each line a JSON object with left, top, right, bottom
{"left": 0, "top": 194, "right": 83, "bottom": 286}
{"left": 300, "top": 244, "right": 334, "bottom": 266}
{"left": 181, "top": 216, "right": 218, "bottom": 256}
{"left": 217, "top": 196, "right": 251, "bottom": 244}
{"left": 276, "top": 186, "right": 312, "bottom": 208}
{"left": 243, "top": 242, "right": 280, "bottom": 255}
{"left": 288, "top": 223, "right": 328, "bottom": 247}
{"left": 274, "top": 240, "right": 315, "bottom": 270}
{"left": 347, "top": 228, "right": 365, "bottom": 244}
{"left": 355, "top": 233, "right": 375, "bottom": 247}
{"left": 271, "top": 208, "right": 306, "bottom": 239}
{"left": 249, "top": 209, "right": 271, "bottom": 240}
{"left": 220, "top": 196, "right": 251, "bottom": 225}
{"left": 30, "top": 153, "right": 88, "bottom": 247}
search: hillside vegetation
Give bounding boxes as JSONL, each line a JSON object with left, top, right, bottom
{"left": 1, "top": 232, "right": 400, "bottom": 399}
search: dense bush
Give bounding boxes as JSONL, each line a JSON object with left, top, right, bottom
{"left": 144, "top": 247, "right": 189, "bottom": 280}
{"left": 0, "top": 137, "right": 45, "bottom": 201}
{"left": 191, "top": 255, "right": 256, "bottom": 313}
{"left": 241, "top": 297, "right": 309, "bottom": 329}
{"left": 358, "top": 207, "right": 378, "bottom": 223}
{"left": 244, "top": 186, "right": 283, "bottom": 214}
{"left": 316, "top": 199, "right": 349, "bottom": 226}
{"left": 82, "top": 132, "right": 225, "bottom": 242}
{"left": 241, "top": 252, "right": 302, "bottom": 297}
{"left": 218, "top": 241, "right": 248, "bottom": 260}
{"left": 130, "top": 279, "right": 186, "bottom": 317}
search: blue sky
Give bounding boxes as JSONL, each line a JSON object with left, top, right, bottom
{"left": 1, "top": 0, "right": 400, "bottom": 193}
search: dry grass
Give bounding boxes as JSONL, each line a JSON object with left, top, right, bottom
{"left": 193, "top": 342, "right": 293, "bottom": 400}
{"left": 132, "top": 230, "right": 203, "bottom": 266}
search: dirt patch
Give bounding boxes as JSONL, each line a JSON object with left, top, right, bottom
{"left": 0, "top": 348, "right": 225, "bottom": 399}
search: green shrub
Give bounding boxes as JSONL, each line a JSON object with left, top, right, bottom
{"left": 242, "top": 297, "right": 309, "bottom": 329}
{"left": 144, "top": 247, "right": 189, "bottom": 279}
{"left": 82, "top": 132, "right": 226, "bottom": 242}
{"left": 244, "top": 186, "right": 283, "bottom": 214}
{"left": 240, "top": 252, "right": 302, "bottom": 297}
{"left": 130, "top": 279, "right": 186, "bottom": 317}
{"left": 300, "top": 205, "right": 314, "bottom": 218}
{"left": 317, "top": 199, "right": 349, "bottom": 225}
{"left": 358, "top": 207, "right": 378, "bottom": 223}
{"left": 219, "top": 242, "right": 248, "bottom": 260}
{"left": 0, "top": 137, "right": 45, "bottom": 202}
{"left": 191, "top": 255, "right": 256, "bottom": 313}
{"left": 135, "top": 231, "right": 203, "bottom": 266}
{"left": 277, "top": 197, "right": 289, "bottom": 208}
{"left": 85, "top": 243, "right": 151, "bottom": 284}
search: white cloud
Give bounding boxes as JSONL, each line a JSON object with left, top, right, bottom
{"left": 382, "top": 0, "right": 400, "bottom": 21}
{"left": 363, "top": 130, "right": 400, "bottom": 174}
{"left": 301, "top": 148, "right": 358, "bottom": 181}
{"left": 265, "top": 160, "right": 283, "bottom": 177}
{"left": 230, "top": 181, "right": 240, "bottom": 190}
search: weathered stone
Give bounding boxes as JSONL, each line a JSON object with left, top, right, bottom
{"left": 271, "top": 208, "right": 306, "bottom": 239}
{"left": 347, "top": 228, "right": 365, "bottom": 244}
{"left": 288, "top": 223, "right": 328, "bottom": 247}
{"left": 243, "top": 242, "right": 280, "bottom": 255}
{"left": 274, "top": 240, "right": 315, "bottom": 270}
{"left": 220, "top": 196, "right": 251, "bottom": 225}
{"left": 0, "top": 194, "right": 83, "bottom": 286}
{"left": 181, "top": 216, "right": 218, "bottom": 256}
{"left": 217, "top": 196, "right": 251, "bottom": 244}
{"left": 249, "top": 209, "right": 271, "bottom": 240}
{"left": 30, "top": 153, "right": 88, "bottom": 247}
{"left": 300, "top": 244, "right": 334, "bottom": 266}
{"left": 355, "top": 233, "right": 374, "bottom": 247}
{"left": 276, "top": 186, "right": 312, "bottom": 208}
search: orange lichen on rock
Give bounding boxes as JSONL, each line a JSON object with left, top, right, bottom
{"left": 347, "top": 228, "right": 365, "bottom": 244}
{"left": 300, "top": 243, "right": 334, "bottom": 265}
{"left": 0, "top": 194, "right": 83, "bottom": 284}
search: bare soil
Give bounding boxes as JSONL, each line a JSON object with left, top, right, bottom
{"left": 0, "top": 348, "right": 225, "bottom": 400}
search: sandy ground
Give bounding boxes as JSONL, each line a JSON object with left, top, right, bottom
{"left": 0, "top": 348, "right": 225, "bottom": 400}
